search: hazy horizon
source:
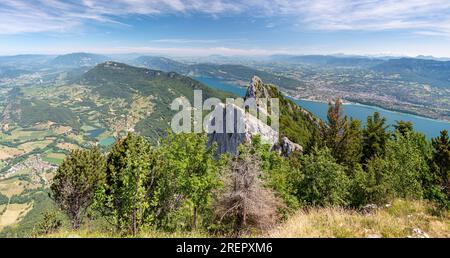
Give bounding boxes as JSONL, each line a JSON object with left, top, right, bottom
{"left": 1, "top": 52, "right": 450, "bottom": 60}
{"left": 1, "top": 1, "right": 450, "bottom": 57}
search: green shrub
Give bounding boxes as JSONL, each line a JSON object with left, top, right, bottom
{"left": 0, "top": 193, "right": 9, "bottom": 205}
{"left": 33, "top": 211, "right": 63, "bottom": 236}
{"left": 350, "top": 158, "right": 392, "bottom": 207}
{"left": 351, "top": 133, "right": 430, "bottom": 207}
{"left": 154, "top": 132, "right": 220, "bottom": 231}
{"left": 252, "top": 136, "right": 300, "bottom": 210}
{"left": 96, "top": 133, "right": 154, "bottom": 236}
{"left": 384, "top": 133, "right": 427, "bottom": 199}
{"left": 296, "top": 147, "right": 350, "bottom": 206}
{"left": 51, "top": 147, "right": 106, "bottom": 229}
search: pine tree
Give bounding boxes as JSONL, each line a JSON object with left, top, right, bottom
{"left": 99, "top": 133, "right": 155, "bottom": 235}
{"left": 432, "top": 130, "right": 450, "bottom": 198}
{"left": 51, "top": 147, "right": 106, "bottom": 229}
{"left": 394, "top": 120, "right": 413, "bottom": 137}
{"left": 324, "top": 98, "right": 347, "bottom": 150}
{"left": 323, "top": 98, "right": 363, "bottom": 168}
{"left": 362, "top": 112, "right": 390, "bottom": 162}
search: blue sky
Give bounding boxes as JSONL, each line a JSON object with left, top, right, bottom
{"left": 1, "top": 0, "right": 450, "bottom": 57}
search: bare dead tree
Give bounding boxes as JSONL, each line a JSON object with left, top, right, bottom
{"left": 214, "top": 144, "right": 281, "bottom": 237}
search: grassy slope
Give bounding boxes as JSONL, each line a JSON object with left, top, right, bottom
{"left": 45, "top": 230, "right": 209, "bottom": 238}
{"left": 39, "top": 199, "right": 450, "bottom": 238}
{"left": 0, "top": 190, "right": 58, "bottom": 237}
{"left": 270, "top": 199, "right": 450, "bottom": 238}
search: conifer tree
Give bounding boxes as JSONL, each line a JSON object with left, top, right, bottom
{"left": 51, "top": 147, "right": 106, "bottom": 229}
{"left": 394, "top": 120, "right": 413, "bottom": 137}
{"left": 432, "top": 130, "right": 450, "bottom": 198}
{"left": 99, "top": 133, "right": 154, "bottom": 235}
{"left": 323, "top": 98, "right": 363, "bottom": 168}
{"left": 362, "top": 112, "right": 390, "bottom": 162}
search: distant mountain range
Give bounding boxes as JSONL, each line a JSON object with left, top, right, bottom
{"left": 0, "top": 67, "right": 30, "bottom": 78}
{"left": 268, "top": 55, "right": 385, "bottom": 68}
{"left": 0, "top": 54, "right": 54, "bottom": 68}
{"left": 133, "top": 56, "right": 190, "bottom": 74}
{"left": 132, "top": 56, "right": 305, "bottom": 90}
{"left": 372, "top": 58, "right": 450, "bottom": 87}
{"left": 132, "top": 54, "right": 450, "bottom": 88}
{"left": 1, "top": 52, "right": 450, "bottom": 89}
{"left": 266, "top": 54, "right": 450, "bottom": 88}
{"left": 50, "top": 53, "right": 110, "bottom": 68}
{"left": 2, "top": 60, "right": 236, "bottom": 144}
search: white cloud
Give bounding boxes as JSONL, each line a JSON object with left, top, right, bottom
{"left": 0, "top": 0, "right": 450, "bottom": 36}
{"left": 150, "top": 38, "right": 222, "bottom": 44}
{"left": 293, "top": 0, "right": 450, "bottom": 35}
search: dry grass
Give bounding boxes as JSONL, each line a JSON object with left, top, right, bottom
{"left": 18, "top": 140, "right": 53, "bottom": 152}
{"left": 0, "top": 145, "right": 24, "bottom": 160}
{"left": 56, "top": 142, "right": 80, "bottom": 151}
{"left": 0, "top": 202, "right": 33, "bottom": 229}
{"left": 0, "top": 178, "right": 26, "bottom": 198}
{"left": 269, "top": 199, "right": 450, "bottom": 238}
{"left": 53, "top": 126, "right": 72, "bottom": 135}
{"left": 45, "top": 230, "right": 210, "bottom": 238}
{"left": 39, "top": 200, "right": 450, "bottom": 238}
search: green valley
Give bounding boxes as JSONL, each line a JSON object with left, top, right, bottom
{"left": 0, "top": 61, "right": 234, "bottom": 234}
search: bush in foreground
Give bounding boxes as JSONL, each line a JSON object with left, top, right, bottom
{"left": 50, "top": 147, "right": 106, "bottom": 229}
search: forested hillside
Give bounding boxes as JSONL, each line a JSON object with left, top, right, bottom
{"left": 81, "top": 61, "right": 234, "bottom": 139}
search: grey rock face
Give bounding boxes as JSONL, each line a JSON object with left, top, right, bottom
{"left": 206, "top": 103, "right": 279, "bottom": 156}
{"left": 272, "top": 136, "right": 303, "bottom": 157}
{"left": 207, "top": 76, "right": 303, "bottom": 157}
{"left": 245, "top": 75, "right": 269, "bottom": 99}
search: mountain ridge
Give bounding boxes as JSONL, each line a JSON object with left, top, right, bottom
{"left": 80, "top": 61, "right": 235, "bottom": 139}
{"left": 50, "top": 53, "right": 110, "bottom": 68}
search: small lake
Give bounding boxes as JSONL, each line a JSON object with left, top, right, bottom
{"left": 195, "top": 76, "right": 450, "bottom": 138}
{"left": 88, "top": 128, "right": 106, "bottom": 138}
{"left": 99, "top": 136, "right": 116, "bottom": 147}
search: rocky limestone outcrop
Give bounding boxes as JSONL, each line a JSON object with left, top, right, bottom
{"left": 271, "top": 136, "right": 303, "bottom": 157}
{"left": 206, "top": 102, "right": 279, "bottom": 156}
{"left": 245, "top": 75, "right": 269, "bottom": 100}
{"left": 207, "top": 76, "right": 303, "bottom": 156}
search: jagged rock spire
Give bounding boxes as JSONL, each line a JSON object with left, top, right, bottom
{"left": 245, "top": 75, "right": 269, "bottom": 100}
{"left": 207, "top": 76, "right": 279, "bottom": 156}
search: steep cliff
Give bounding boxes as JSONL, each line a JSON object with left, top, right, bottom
{"left": 207, "top": 76, "right": 321, "bottom": 155}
